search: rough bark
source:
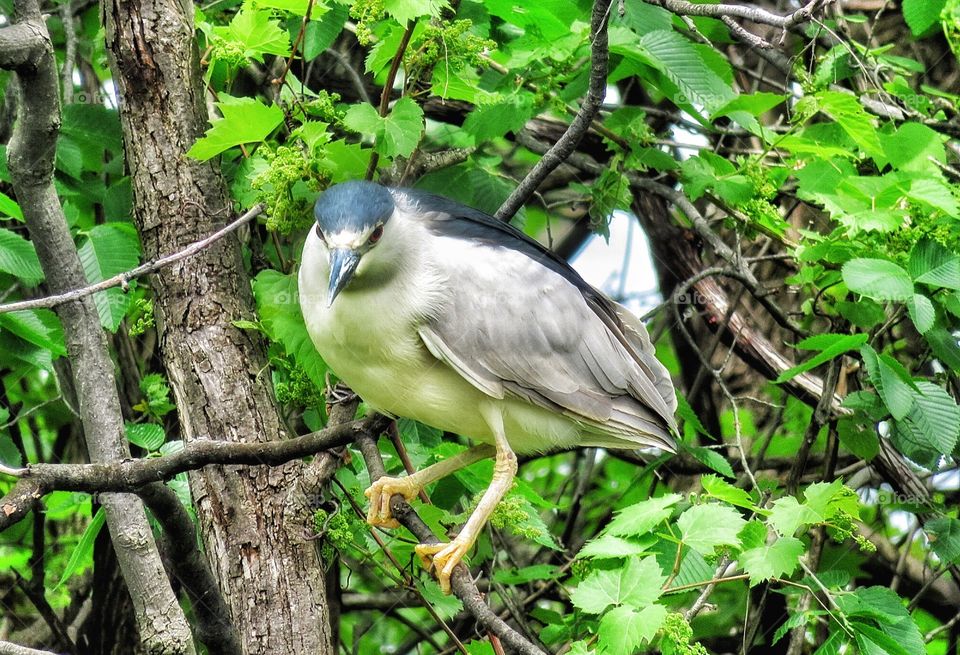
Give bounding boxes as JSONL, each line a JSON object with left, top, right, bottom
{"left": 100, "top": 0, "right": 334, "bottom": 652}
{"left": 1, "top": 1, "right": 193, "bottom": 653}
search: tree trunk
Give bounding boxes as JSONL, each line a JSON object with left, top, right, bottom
{"left": 101, "top": 2, "right": 334, "bottom": 652}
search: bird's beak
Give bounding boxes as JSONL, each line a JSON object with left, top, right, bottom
{"left": 327, "top": 248, "right": 361, "bottom": 307}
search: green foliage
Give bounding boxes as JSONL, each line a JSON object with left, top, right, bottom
{"left": 342, "top": 96, "right": 424, "bottom": 157}
{"left": 187, "top": 95, "right": 285, "bottom": 160}
{"left": 251, "top": 144, "right": 322, "bottom": 234}
{"left": 134, "top": 373, "right": 177, "bottom": 421}
{"left": 77, "top": 223, "right": 142, "bottom": 331}
{"left": 124, "top": 422, "right": 166, "bottom": 451}
{"left": 252, "top": 269, "right": 328, "bottom": 392}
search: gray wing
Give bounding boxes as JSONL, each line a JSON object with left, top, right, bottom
{"left": 418, "top": 242, "right": 677, "bottom": 451}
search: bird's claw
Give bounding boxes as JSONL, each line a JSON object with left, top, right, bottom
{"left": 363, "top": 476, "right": 419, "bottom": 529}
{"left": 415, "top": 538, "right": 471, "bottom": 594}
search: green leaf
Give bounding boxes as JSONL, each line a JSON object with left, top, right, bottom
{"left": 768, "top": 496, "right": 821, "bottom": 536}
{"left": 803, "top": 480, "right": 859, "bottom": 520}
{"left": 686, "top": 445, "right": 735, "bottom": 478}
{"left": 861, "top": 345, "right": 920, "bottom": 421}
{"left": 897, "top": 380, "right": 960, "bottom": 456}
{"left": 124, "top": 422, "right": 165, "bottom": 451}
{"left": 842, "top": 258, "right": 913, "bottom": 301}
{"left": 906, "top": 293, "right": 935, "bottom": 334}
{"left": 252, "top": 270, "right": 328, "bottom": 390}
{"left": 882, "top": 122, "right": 946, "bottom": 172}
{"left": 342, "top": 97, "right": 424, "bottom": 158}
{"left": 606, "top": 493, "right": 681, "bottom": 537}
{"left": 417, "top": 578, "right": 463, "bottom": 620}
{"left": 463, "top": 95, "right": 537, "bottom": 144}
{"left": 775, "top": 333, "right": 868, "bottom": 383}
{"left": 250, "top": 0, "right": 329, "bottom": 16}
{"left": 0, "top": 227, "right": 44, "bottom": 285}
{"left": 815, "top": 91, "right": 883, "bottom": 160}
{"left": 187, "top": 95, "right": 285, "bottom": 160}
{"left": 0, "top": 309, "right": 66, "bottom": 358}
{"left": 597, "top": 604, "right": 667, "bottom": 654}
{"left": 303, "top": 4, "right": 349, "bottom": 59}
{"left": 416, "top": 163, "right": 516, "bottom": 217}
{"left": 0, "top": 190, "right": 23, "bottom": 221}
{"left": 317, "top": 139, "right": 372, "bottom": 183}
{"left": 839, "top": 587, "right": 924, "bottom": 655}
{"left": 486, "top": 0, "right": 582, "bottom": 41}
{"left": 676, "top": 392, "right": 713, "bottom": 440}
{"left": 680, "top": 153, "right": 753, "bottom": 205}
{"left": 493, "top": 564, "right": 559, "bottom": 585}
{"left": 636, "top": 29, "right": 735, "bottom": 114}
{"left": 78, "top": 223, "right": 141, "bottom": 331}
{"left": 569, "top": 556, "right": 665, "bottom": 613}
{"left": 838, "top": 299, "right": 886, "bottom": 328}
{"left": 578, "top": 535, "right": 651, "bottom": 560}
{"left": 926, "top": 326, "right": 960, "bottom": 371}
{"left": 926, "top": 517, "right": 960, "bottom": 565}
{"left": 739, "top": 536, "right": 804, "bottom": 585}
{"left": 700, "top": 474, "right": 756, "bottom": 510}
{"left": 55, "top": 507, "right": 106, "bottom": 590}
{"left": 384, "top": 0, "right": 448, "bottom": 24}
{"left": 902, "top": 0, "right": 947, "bottom": 37}
{"left": 212, "top": 8, "right": 291, "bottom": 62}
{"left": 854, "top": 624, "right": 914, "bottom": 655}
{"left": 677, "top": 504, "right": 745, "bottom": 555}
{"left": 909, "top": 238, "right": 960, "bottom": 290}
{"left": 618, "top": 0, "right": 673, "bottom": 35}
{"left": 738, "top": 520, "right": 767, "bottom": 550}
{"left": 59, "top": 104, "right": 124, "bottom": 176}
{"left": 904, "top": 176, "right": 959, "bottom": 215}
{"left": 837, "top": 415, "right": 879, "bottom": 461}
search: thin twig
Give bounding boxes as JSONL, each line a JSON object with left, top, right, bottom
{"left": 0, "top": 204, "right": 263, "bottom": 315}
{"left": 496, "top": 0, "right": 612, "bottom": 221}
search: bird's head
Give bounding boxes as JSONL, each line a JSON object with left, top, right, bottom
{"left": 311, "top": 181, "right": 396, "bottom": 306}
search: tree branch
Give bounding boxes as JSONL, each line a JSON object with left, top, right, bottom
{"left": 646, "top": 0, "right": 828, "bottom": 30}
{"left": 0, "top": 641, "right": 57, "bottom": 655}
{"left": 0, "top": 1, "right": 195, "bottom": 650}
{"left": 496, "top": 0, "right": 612, "bottom": 221}
{"left": 0, "top": 415, "right": 390, "bottom": 500}
{"left": 0, "top": 204, "right": 264, "bottom": 315}
{"left": 137, "top": 482, "right": 241, "bottom": 655}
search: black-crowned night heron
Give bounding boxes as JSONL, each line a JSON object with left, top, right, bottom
{"left": 299, "top": 180, "right": 677, "bottom": 591}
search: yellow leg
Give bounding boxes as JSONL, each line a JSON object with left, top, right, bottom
{"left": 416, "top": 404, "right": 517, "bottom": 593}
{"left": 364, "top": 443, "right": 495, "bottom": 529}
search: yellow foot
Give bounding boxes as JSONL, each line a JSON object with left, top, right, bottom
{"left": 363, "top": 476, "right": 419, "bottom": 529}
{"left": 415, "top": 538, "right": 472, "bottom": 594}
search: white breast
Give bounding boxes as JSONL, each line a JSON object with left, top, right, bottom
{"left": 298, "top": 221, "right": 494, "bottom": 439}
{"left": 298, "top": 216, "right": 602, "bottom": 454}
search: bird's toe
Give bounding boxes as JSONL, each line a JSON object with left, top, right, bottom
{"left": 363, "top": 476, "right": 419, "bottom": 528}
{"left": 415, "top": 539, "right": 471, "bottom": 594}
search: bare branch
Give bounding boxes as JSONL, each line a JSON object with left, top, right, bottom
{"left": 0, "top": 415, "right": 389, "bottom": 499}
{"left": 646, "top": 0, "right": 829, "bottom": 29}
{"left": 0, "top": 204, "right": 264, "bottom": 315}
{"left": 496, "top": 0, "right": 612, "bottom": 221}
{"left": 0, "top": 641, "right": 57, "bottom": 655}
{"left": 137, "top": 483, "right": 242, "bottom": 655}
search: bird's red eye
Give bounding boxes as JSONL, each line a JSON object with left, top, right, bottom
{"left": 315, "top": 224, "right": 326, "bottom": 243}
{"left": 369, "top": 224, "right": 384, "bottom": 244}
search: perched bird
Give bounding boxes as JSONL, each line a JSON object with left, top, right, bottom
{"left": 299, "top": 180, "right": 677, "bottom": 592}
